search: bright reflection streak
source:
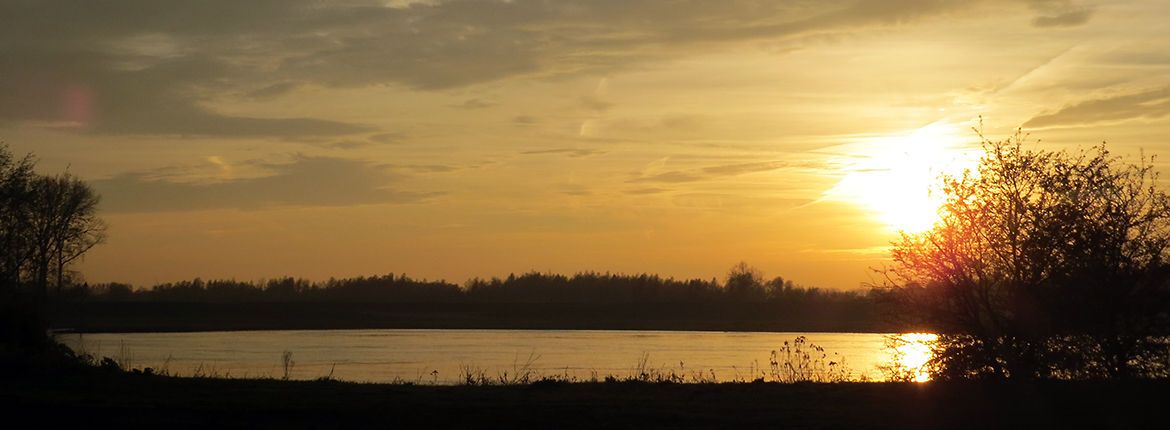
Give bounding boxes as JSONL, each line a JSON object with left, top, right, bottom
{"left": 893, "top": 333, "right": 939, "bottom": 382}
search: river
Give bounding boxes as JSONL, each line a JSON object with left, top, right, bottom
{"left": 57, "top": 329, "right": 935, "bottom": 383}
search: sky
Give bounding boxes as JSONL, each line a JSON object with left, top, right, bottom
{"left": 4, "top": 0, "right": 1170, "bottom": 289}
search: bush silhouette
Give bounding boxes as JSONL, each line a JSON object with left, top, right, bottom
{"left": 881, "top": 130, "right": 1170, "bottom": 379}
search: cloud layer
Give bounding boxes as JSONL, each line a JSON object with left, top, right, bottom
{"left": 629, "top": 161, "right": 791, "bottom": 184}
{"left": 1026, "top": 87, "right": 1170, "bottom": 128}
{"left": 0, "top": 0, "right": 1090, "bottom": 138}
{"left": 93, "top": 156, "right": 436, "bottom": 212}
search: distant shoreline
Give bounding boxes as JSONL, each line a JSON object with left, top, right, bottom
{"left": 48, "top": 301, "right": 894, "bottom": 334}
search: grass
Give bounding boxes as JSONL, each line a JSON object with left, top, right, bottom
{"left": 5, "top": 338, "right": 1170, "bottom": 428}
{"left": 5, "top": 363, "right": 1169, "bottom": 429}
{"left": 281, "top": 350, "right": 294, "bottom": 380}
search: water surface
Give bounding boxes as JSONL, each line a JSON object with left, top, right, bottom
{"left": 58, "top": 329, "right": 925, "bottom": 383}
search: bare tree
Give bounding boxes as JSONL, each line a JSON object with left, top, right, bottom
{"left": 1, "top": 144, "right": 105, "bottom": 349}
{"left": 0, "top": 144, "right": 36, "bottom": 291}
{"left": 0, "top": 144, "right": 106, "bottom": 298}
{"left": 882, "top": 131, "right": 1170, "bottom": 380}
{"left": 26, "top": 174, "right": 107, "bottom": 296}
{"left": 725, "top": 261, "right": 766, "bottom": 301}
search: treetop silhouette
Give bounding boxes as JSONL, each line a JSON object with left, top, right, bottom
{"left": 882, "top": 130, "right": 1170, "bottom": 379}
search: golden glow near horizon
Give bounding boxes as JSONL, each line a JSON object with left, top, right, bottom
{"left": 1, "top": 1, "right": 1167, "bottom": 289}
{"left": 826, "top": 123, "right": 980, "bottom": 234}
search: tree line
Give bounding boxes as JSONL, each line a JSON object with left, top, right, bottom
{"left": 59, "top": 265, "right": 872, "bottom": 307}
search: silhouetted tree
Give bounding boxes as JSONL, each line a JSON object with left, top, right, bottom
{"left": 1, "top": 145, "right": 106, "bottom": 350}
{"left": 0, "top": 144, "right": 35, "bottom": 291}
{"left": 26, "top": 174, "right": 106, "bottom": 296}
{"left": 725, "top": 261, "right": 766, "bottom": 301}
{"left": 0, "top": 144, "right": 40, "bottom": 348}
{"left": 883, "top": 131, "right": 1170, "bottom": 379}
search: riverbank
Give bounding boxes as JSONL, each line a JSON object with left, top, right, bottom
{"left": 48, "top": 301, "right": 891, "bottom": 333}
{"left": 4, "top": 365, "right": 1165, "bottom": 429}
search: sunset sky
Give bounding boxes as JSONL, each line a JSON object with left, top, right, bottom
{"left": 4, "top": 0, "right": 1169, "bottom": 289}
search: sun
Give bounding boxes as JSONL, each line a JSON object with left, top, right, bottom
{"left": 825, "top": 122, "right": 979, "bottom": 233}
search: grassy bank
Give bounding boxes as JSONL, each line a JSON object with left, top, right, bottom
{"left": 3, "top": 364, "right": 1166, "bottom": 429}
{"left": 48, "top": 301, "right": 889, "bottom": 333}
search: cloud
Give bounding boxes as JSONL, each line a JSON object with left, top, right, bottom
{"left": 1025, "top": 88, "right": 1170, "bottom": 128}
{"left": 93, "top": 155, "right": 437, "bottom": 212}
{"left": 368, "top": 132, "right": 407, "bottom": 144}
{"left": 629, "top": 161, "right": 790, "bottom": 184}
{"left": 318, "top": 140, "right": 371, "bottom": 150}
{"left": 91, "top": 107, "right": 373, "bottom": 138}
{"left": 1097, "top": 49, "right": 1170, "bottom": 67}
{"left": 701, "top": 161, "right": 791, "bottom": 176}
{"left": 300, "top": 132, "right": 408, "bottom": 149}
{"left": 559, "top": 184, "right": 592, "bottom": 196}
{"left": 1028, "top": 1, "right": 1094, "bottom": 28}
{"left": 578, "top": 95, "right": 613, "bottom": 112}
{"left": 1031, "top": 8, "right": 1092, "bottom": 27}
{"left": 0, "top": 50, "right": 371, "bottom": 137}
{"left": 451, "top": 98, "right": 498, "bottom": 109}
{"left": 520, "top": 148, "right": 607, "bottom": 158}
{"left": 629, "top": 171, "right": 705, "bottom": 184}
{"left": 245, "top": 82, "right": 301, "bottom": 99}
{"left": 512, "top": 115, "right": 537, "bottom": 125}
{"left": 671, "top": 193, "right": 811, "bottom": 210}
{"left": 398, "top": 164, "right": 458, "bottom": 173}
{"left": 0, "top": 1, "right": 1089, "bottom": 137}
{"left": 800, "top": 246, "right": 892, "bottom": 256}
{"left": 623, "top": 187, "right": 670, "bottom": 195}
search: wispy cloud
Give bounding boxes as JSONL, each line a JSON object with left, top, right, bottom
{"left": 671, "top": 193, "right": 812, "bottom": 210}
{"left": 1027, "top": 0, "right": 1094, "bottom": 28}
{"left": 623, "top": 187, "right": 671, "bottom": 195}
{"left": 629, "top": 161, "right": 789, "bottom": 184}
{"left": 94, "top": 156, "right": 438, "bottom": 213}
{"left": 450, "top": 98, "right": 498, "bottom": 109}
{"left": 1025, "top": 87, "right": 1170, "bottom": 128}
{"left": 520, "top": 148, "right": 607, "bottom": 158}
{"left": 578, "top": 95, "right": 613, "bottom": 112}
{"left": 1, "top": 0, "right": 1074, "bottom": 138}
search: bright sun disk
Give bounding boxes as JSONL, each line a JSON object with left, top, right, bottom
{"left": 826, "top": 123, "right": 979, "bottom": 234}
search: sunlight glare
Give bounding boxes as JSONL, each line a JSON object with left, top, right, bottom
{"left": 896, "top": 333, "right": 938, "bottom": 383}
{"left": 825, "top": 123, "right": 978, "bottom": 233}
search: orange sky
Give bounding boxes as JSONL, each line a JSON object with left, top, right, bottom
{"left": 5, "top": 0, "right": 1170, "bottom": 289}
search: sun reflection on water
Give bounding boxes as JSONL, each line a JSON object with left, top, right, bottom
{"left": 891, "top": 333, "right": 938, "bottom": 382}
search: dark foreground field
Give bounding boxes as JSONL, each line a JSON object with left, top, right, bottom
{"left": 4, "top": 366, "right": 1167, "bottom": 429}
